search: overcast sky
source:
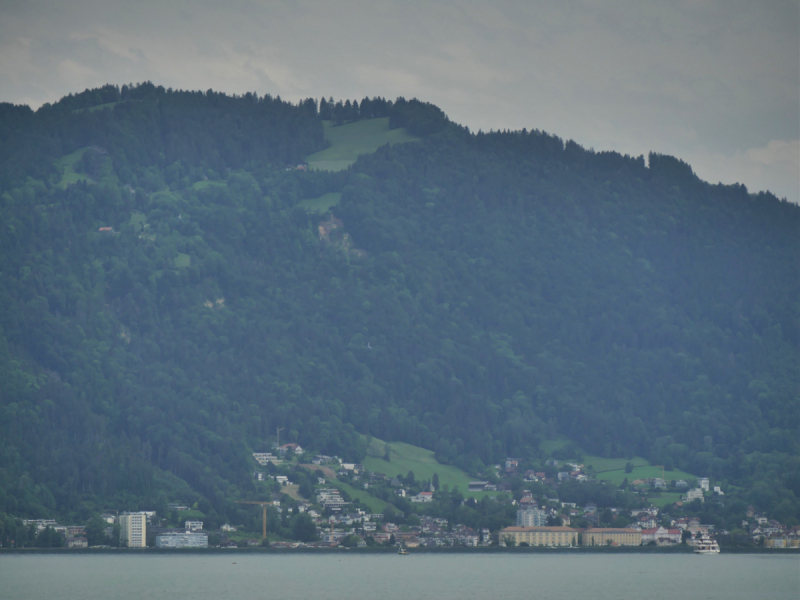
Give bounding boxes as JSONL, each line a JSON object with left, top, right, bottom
{"left": 1, "top": 0, "right": 798, "bottom": 202}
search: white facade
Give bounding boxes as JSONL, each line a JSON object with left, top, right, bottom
{"left": 156, "top": 532, "right": 208, "bottom": 548}
{"left": 119, "top": 512, "right": 147, "bottom": 547}
{"left": 252, "top": 452, "right": 280, "bottom": 465}
{"left": 185, "top": 520, "right": 204, "bottom": 531}
{"left": 686, "top": 488, "right": 705, "bottom": 502}
{"left": 698, "top": 478, "right": 710, "bottom": 491}
{"left": 411, "top": 492, "right": 434, "bottom": 503}
{"left": 517, "top": 508, "right": 547, "bottom": 527}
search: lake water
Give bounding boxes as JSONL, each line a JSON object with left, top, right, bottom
{"left": 0, "top": 553, "right": 797, "bottom": 599}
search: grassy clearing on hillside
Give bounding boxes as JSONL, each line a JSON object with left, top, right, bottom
{"left": 297, "top": 192, "right": 341, "bottom": 213}
{"left": 305, "top": 118, "right": 419, "bottom": 171}
{"left": 539, "top": 437, "right": 697, "bottom": 489}
{"left": 174, "top": 253, "right": 191, "bottom": 268}
{"left": 331, "top": 480, "right": 392, "bottom": 513}
{"left": 129, "top": 212, "right": 147, "bottom": 232}
{"left": 281, "top": 483, "right": 304, "bottom": 502}
{"left": 192, "top": 180, "right": 227, "bottom": 191}
{"left": 648, "top": 493, "right": 684, "bottom": 508}
{"left": 596, "top": 465, "right": 696, "bottom": 486}
{"left": 363, "top": 437, "right": 493, "bottom": 498}
{"left": 57, "top": 149, "right": 92, "bottom": 187}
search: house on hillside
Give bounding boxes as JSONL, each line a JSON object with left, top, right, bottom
{"left": 278, "top": 443, "right": 303, "bottom": 455}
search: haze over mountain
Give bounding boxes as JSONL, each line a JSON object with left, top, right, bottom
{"left": 0, "top": 85, "right": 797, "bottom": 531}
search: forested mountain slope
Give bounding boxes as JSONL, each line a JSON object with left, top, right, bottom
{"left": 0, "top": 84, "right": 797, "bottom": 523}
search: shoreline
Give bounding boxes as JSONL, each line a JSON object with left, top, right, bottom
{"left": 1, "top": 546, "right": 796, "bottom": 556}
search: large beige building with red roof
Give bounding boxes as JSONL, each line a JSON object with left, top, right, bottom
{"left": 500, "top": 526, "right": 578, "bottom": 547}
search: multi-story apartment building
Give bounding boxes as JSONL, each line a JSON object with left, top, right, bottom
{"left": 119, "top": 512, "right": 147, "bottom": 548}
{"left": 516, "top": 508, "right": 547, "bottom": 527}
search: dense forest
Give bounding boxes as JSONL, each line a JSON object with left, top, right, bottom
{"left": 0, "top": 84, "right": 797, "bottom": 526}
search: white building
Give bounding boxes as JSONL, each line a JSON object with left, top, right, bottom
{"left": 686, "top": 488, "right": 705, "bottom": 502}
{"left": 156, "top": 532, "right": 208, "bottom": 548}
{"left": 22, "top": 519, "right": 57, "bottom": 532}
{"left": 119, "top": 512, "right": 147, "bottom": 547}
{"left": 411, "top": 492, "right": 434, "bottom": 503}
{"left": 517, "top": 508, "right": 547, "bottom": 527}
{"left": 185, "top": 520, "right": 204, "bottom": 531}
{"left": 252, "top": 452, "right": 280, "bottom": 466}
{"left": 698, "top": 478, "right": 710, "bottom": 492}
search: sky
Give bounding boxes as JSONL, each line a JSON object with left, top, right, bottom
{"left": 1, "top": 0, "right": 798, "bottom": 202}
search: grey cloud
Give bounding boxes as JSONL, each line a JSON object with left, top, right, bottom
{"left": 0, "top": 0, "right": 797, "bottom": 201}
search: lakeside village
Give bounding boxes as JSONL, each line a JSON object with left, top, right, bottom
{"left": 6, "top": 446, "right": 799, "bottom": 550}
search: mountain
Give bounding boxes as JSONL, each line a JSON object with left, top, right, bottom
{"left": 0, "top": 84, "right": 797, "bottom": 529}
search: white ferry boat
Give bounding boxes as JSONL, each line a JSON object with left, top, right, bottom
{"left": 693, "top": 533, "right": 720, "bottom": 554}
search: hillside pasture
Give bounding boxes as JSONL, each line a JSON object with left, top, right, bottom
{"left": 540, "top": 437, "right": 697, "bottom": 488}
{"left": 595, "top": 464, "right": 696, "bottom": 486}
{"left": 192, "top": 180, "right": 227, "bottom": 191}
{"left": 363, "top": 437, "right": 494, "bottom": 498}
{"left": 305, "top": 118, "right": 419, "bottom": 171}
{"left": 57, "top": 149, "right": 92, "bottom": 187}
{"left": 331, "top": 480, "right": 393, "bottom": 514}
{"left": 297, "top": 192, "right": 341, "bottom": 213}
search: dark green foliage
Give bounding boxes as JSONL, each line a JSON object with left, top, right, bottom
{"left": 0, "top": 84, "right": 797, "bottom": 524}
{"left": 291, "top": 513, "right": 318, "bottom": 542}
{"left": 388, "top": 97, "right": 452, "bottom": 136}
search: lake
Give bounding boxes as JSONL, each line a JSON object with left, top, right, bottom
{"left": 0, "top": 552, "right": 797, "bottom": 599}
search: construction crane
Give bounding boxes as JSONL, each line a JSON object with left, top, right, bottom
{"left": 235, "top": 500, "right": 268, "bottom": 540}
{"left": 276, "top": 427, "right": 284, "bottom": 448}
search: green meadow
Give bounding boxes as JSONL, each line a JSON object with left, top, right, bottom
{"left": 305, "top": 118, "right": 419, "bottom": 171}
{"left": 57, "top": 149, "right": 93, "bottom": 187}
{"left": 174, "top": 253, "right": 191, "bottom": 268}
{"left": 363, "top": 437, "right": 494, "bottom": 498}
{"left": 539, "top": 436, "right": 697, "bottom": 490}
{"left": 296, "top": 192, "right": 341, "bottom": 213}
{"left": 192, "top": 180, "right": 227, "bottom": 191}
{"left": 328, "top": 479, "right": 393, "bottom": 514}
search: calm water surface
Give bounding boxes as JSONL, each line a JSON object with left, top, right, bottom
{"left": 0, "top": 553, "right": 797, "bottom": 600}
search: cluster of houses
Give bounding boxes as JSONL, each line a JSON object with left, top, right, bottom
{"left": 21, "top": 519, "right": 89, "bottom": 548}
{"left": 744, "top": 506, "right": 800, "bottom": 548}
{"left": 279, "top": 512, "right": 488, "bottom": 549}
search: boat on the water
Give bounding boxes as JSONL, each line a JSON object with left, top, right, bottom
{"left": 693, "top": 533, "right": 720, "bottom": 554}
{"left": 398, "top": 547, "right": 409, "bottom": 555}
